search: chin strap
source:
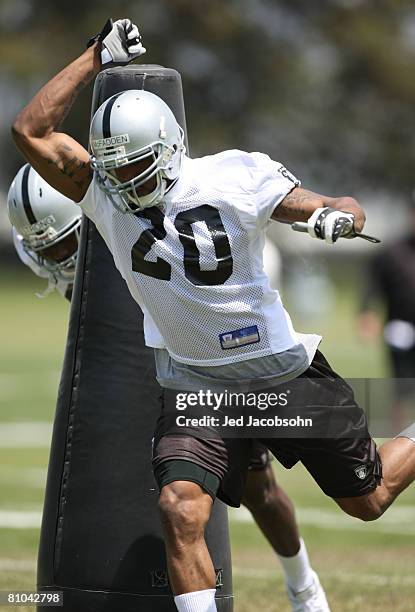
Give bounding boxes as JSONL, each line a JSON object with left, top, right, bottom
{"left": 35, "top": 276, "right": 58, "bottom": 299}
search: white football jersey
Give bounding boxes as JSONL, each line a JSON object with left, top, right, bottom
{"left": 12, "top": 228, "right": 73, "bottom": 299}
{"left": 79, "top": 150, "right": 301, "bottom": 365}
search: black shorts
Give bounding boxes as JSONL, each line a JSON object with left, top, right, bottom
{"left": 152, "top": 351, "right": 382, "bottom": 507}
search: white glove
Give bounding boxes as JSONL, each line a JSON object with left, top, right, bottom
{"left": 88, "top": 18, "right": 146, "bottom": 68}
{"left": 307, "top": 207, "right": 355, "bottom": 244}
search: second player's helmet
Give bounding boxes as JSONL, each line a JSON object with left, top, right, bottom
{"left": 7, "top": 164, "right": 82, "bottom": 281}
{"left": 89, "top": 89, "right": 185, "bottom": 212}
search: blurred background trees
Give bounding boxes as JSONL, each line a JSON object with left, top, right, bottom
{"left": 1, "top": 0, "right": 415, "bottom": 195}
{"left": 1, "top": 7, "right": 414, "bottom": 606}
{"left": 1, "top": 0, "right": 415, "bottom": 376}
{"left": 0, "top": 0, "right": 415, "bottom": 197}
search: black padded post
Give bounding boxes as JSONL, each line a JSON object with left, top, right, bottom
{"left": 37, "top": 66, "right": 233, "bottom": 611}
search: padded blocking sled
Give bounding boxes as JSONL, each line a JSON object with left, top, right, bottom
{"left": 37, "top": 66, "right": 233, "bottom": 611}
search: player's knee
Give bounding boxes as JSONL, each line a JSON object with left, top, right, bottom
{"left": 158, "top": 481, "right": 210, "bottom": 544}
{"left": 335, "top": 495, "right": 383, "bottom": 522}
{"left": 351, "top": 505, "right": 383, "bottom": 522}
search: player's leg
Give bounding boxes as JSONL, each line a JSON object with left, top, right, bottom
{"left": 155, "top": 454, "right": 220, "bottom": 611}
{"left": 242, "top": 446, "right": 330, "bottom": 611}
{"left": 158, "top": 478, "right": 216, "bottom": 592}
{"left": 299, "top": 351, "right": 415, "bottom": 521}
{"left": 241, "top": 447, "right": 300, "bottom": 557}
{"left": 153, "top": 428, "right": 251, "bottom": 611}
{"left": 262, "top": 350, "right": 413, "bottom": 529}
{"left": 334, "top": 430, "right": 415, "bottom": 521}
{"left": 279, "top": 431, "right": 415, "bottom": 526}
{"left": 269, "top": 349, "right": 415, "bottom": 523}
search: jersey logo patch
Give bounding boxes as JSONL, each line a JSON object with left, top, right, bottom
{"left": 219, "top": 326, "right": 260, "bottom": 350}
{"left": 354, "top": 465, "right": 367, "bottom": 480}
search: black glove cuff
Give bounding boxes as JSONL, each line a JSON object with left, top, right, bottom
{"left": 86, "top": 18, "right": 113, "bottom": 48}
{"left": 313, "top": 207, "right": 336, "bottom": 240}
{"left": 314, "top": 207, "right": 354, "bottom": 242}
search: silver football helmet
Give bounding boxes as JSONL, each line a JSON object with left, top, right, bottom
{"left": 7, "top": 164, "right": 82, "bottom": 281}
{"left": 89, "top": 89, "right": 185, "bottom": 212}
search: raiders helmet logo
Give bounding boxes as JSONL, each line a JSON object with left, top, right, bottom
{"left": 354, "top": 465, "right": 367, "bottom": 480}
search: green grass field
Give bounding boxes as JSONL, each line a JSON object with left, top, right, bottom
{"left": 0, "top": 266, "right": 414, "bottom": 611}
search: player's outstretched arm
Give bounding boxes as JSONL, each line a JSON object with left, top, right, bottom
{"left": 11, "top": 44, "right": 100, "bottom": 202}
{"left": 273, "top": 187, "right": 366, "bottom": 232}
{"left": 11, "top": 18, "right": 146, "bottom": 203}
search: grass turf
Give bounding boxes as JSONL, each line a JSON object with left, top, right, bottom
{"left": 0, "top": 267, "right": 414, "bottom": 611}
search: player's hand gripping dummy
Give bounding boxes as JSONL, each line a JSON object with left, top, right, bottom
{"left": 87, "top": 18, "right": 146, "bottom": 68}
{"left": 307, "top": 207, "right": 355, "bottom": 244}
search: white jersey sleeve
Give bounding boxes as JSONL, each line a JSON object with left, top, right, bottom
{"left": 252, "top": 153, "right": 301, "bottom": 228}
{"left": 244, "top": 151, "right": 300, "bottom": 230}
{"left": 77, "top": 178, "right": 101, "bottom": 220}
{"left": 196, "top": 150, "right": 300, "bottom": 232}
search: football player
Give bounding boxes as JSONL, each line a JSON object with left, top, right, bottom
{"left": 7, "top": 164, "right": 81, "bottom": 300}
{"left": 11, "top": 18, "right": 415, "bottom": 612}
{"left": 6, "top": 161, "right": 329, "bottom": 610}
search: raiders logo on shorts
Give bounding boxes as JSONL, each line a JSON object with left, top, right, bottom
{"left": 354, "top": 465, "right": 367, "bottom": 480}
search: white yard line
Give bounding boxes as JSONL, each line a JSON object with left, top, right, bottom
{"left": 233, "top": 567, "right": 415, "bottom": 586}
{"left": 0, "top": 505, "right": 414, "bottom": 534}
{"left": 230, "top": 505, "right": 415, "bottom": 536}
{"left": 0, "top": 422, "right": 53, "bottom": 448}
{"left": 0, "top": 467, "right": 47, "bottom": 487}
{"left": 0, "top": 558, "right": 36, "bottom": 572}
{"left": 0, "top": 372, "right": 61, "bottom": 400}
{"left": 0, "top": 511, "right": 42, "bottom": 529}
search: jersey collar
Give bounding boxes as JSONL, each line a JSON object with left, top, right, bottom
{"left": 162, "top": 155, "right": 190, "bottom": 204}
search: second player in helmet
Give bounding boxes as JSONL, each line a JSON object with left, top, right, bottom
{"left": 7, "top": 164, "right": 81, "bottom": 299}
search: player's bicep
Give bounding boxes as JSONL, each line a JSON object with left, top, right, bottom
{"left": 13, "top": 131, "right": 92, "bottom": 203}
{"left": 271, "top": 187, "right": 327, "bottom": 224}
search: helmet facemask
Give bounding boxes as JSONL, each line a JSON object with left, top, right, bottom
{"left": 23, "top": 218, "right": 81, "bottom": 282}
{"left": 91, "top": 126, "right": 185, "bottom": 213}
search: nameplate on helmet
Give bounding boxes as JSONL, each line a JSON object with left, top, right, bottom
{"left": 20, "top": 214, "right": 56, "bottom": 236}
{"left": 92, "top": 134, "right": 130, "bottom": 149}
